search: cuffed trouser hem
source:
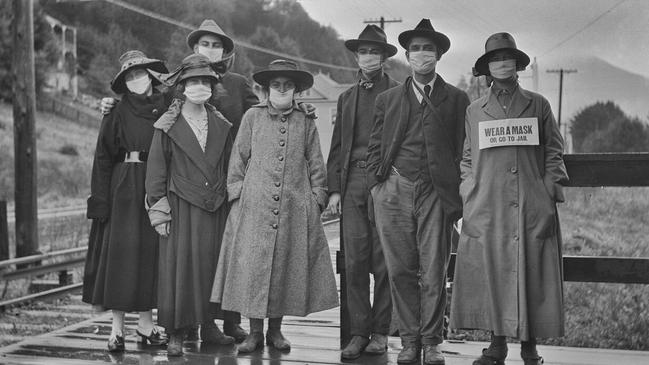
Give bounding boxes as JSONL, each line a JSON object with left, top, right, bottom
{"left": 421, "top": 336, "right": 443, "bottom": 345}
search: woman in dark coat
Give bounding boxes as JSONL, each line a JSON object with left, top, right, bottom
{"left": 83, "top": 50, "right": 169, "bottom": 352}
{"left": 145, "top": 53, "right": 234, "bottom": 356}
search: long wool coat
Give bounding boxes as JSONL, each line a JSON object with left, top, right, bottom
{"left": 450, "top": 85, "right": 568, "bottom": 340}
{"left": 83, "top": 92, "right": 166, "bottom": 312}
{"left": 211, "top": 101, "right": 339, "bottom": 319}
{"left": 145, "top": 100, "right": 232, "bottom": 331}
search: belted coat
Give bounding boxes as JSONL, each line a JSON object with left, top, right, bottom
{"left": 145, "top": 100, "right": 233, "bottom": 331}
{"left": 211, "top": 101, "right": 339, "bottom": 318}
{"left": 449, "top": 85, "right": 568, "bottom": 340}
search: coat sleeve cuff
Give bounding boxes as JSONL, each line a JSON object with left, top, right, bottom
{"left": 86, "top": 195, "right": 109, "bottom": 220}
{"left": 146, "top": 195, "right": 171, "bottom": 226}
{"left": 227, "top": 182, "right": 242, "bottom": 202}
{"left": 312, "top": 187, "right": 328, "bottom": 212}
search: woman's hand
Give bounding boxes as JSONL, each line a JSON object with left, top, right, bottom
{"left": 154, "top": 222, "right": 170, "bottom": 237}
{"left": 100, "top": 97, "right": 117, "bottom": 115}
{"left": 327, "top": 192, "right": 341, "bottom": 215}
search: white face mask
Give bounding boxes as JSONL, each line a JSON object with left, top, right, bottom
{"left": 125, "top": 74, "right": 151, "bottom": 95}
{"left": 184, "top": 84, "right": 212, "bottom": 104}
{"left": 268, "top": 87, "right": 295, "bottom": 110}
{"left": 488, "top": 59, "right": 517, "bottom": 80}
{"left": 408, "top": 51, "right": 437, "bottom": 75}
{"left": 198, "top": 46, "right": 224, "bottom": 63}
{"left": 358, "top": 54, "right": 382, "bottom": 73}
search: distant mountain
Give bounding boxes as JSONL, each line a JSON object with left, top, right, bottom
{"left": 528, "top": 55, "right": 649, "bottom": 122}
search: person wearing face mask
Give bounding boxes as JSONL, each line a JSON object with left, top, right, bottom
{"left": 450, "top": 33, "right": 568, "bottom": 365}
{"left": 325, "top": 24, "right": 399, "bottom": 360}
{"left": 83, "top": 50, "right": 169, "bottom": 353}
{"left": 210, "top": 60, "right": 339, "bottom": 354}
{"left": 145, "top": 53, "right": 236, "bottom": 356}
{"left": 366, "top": 19, "right": 470, "bottom": 365}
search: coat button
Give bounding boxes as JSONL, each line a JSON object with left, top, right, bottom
{"left": 274, "top": 182, "right": 281, "bottom": 187}
{"left": 512, "top": 202, "right": 519, "bottom": 208}
{"left": 205, "top": 182, "right": 209, "bottom": 186}
{"left": 278, "top": 156, "right": 284, "bottom": 161}
{"left": 514, "top": 235, "right": 519, "bottom": 241}
{"left": 271, "top": 223, "right": 278, "bottom": 229}
{"left": 152, "top": 108, "right": 158, "bottom": 115}
{"left": 279, "top": 140, "right": 285, "bottom": 147}
{"left": 280, "top": 117, "right": 287, "bottom": 122}
{"left": 272, "top": 209, "right": 279, "bottom": 215}
{"left": 280, "top": 127, "right": 286, "bottom": 133}
{"left": 273, "top": 195, "right": 280, "bottom": 201}
{"left": 510, "top": 167, "right": 518, "bottom": 173}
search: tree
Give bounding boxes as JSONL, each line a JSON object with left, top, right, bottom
{"left": 570, "top": 101, "right": 627, "bottom": 152}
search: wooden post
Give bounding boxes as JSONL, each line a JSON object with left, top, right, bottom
{"left": 0, "top": 201, "right": 8, "bottom": 261}
{"left": 12, "top": 0, "right": 39, "bottom": 258}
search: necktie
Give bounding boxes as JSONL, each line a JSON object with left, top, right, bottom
{"left": 421, "top": 85, "right": 431, "bottom": 107}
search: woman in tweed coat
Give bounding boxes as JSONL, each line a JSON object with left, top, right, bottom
{"left": 211, "top": 60, "right": 339, "bottom": 353}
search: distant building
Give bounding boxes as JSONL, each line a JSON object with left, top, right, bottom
{"left": 253, "top": 71, "right": 354, "bottom": 157}
{"left": 44, "top": 15, "right": 78, "bottom": 97}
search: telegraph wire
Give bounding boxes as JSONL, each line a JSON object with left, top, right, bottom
{"left": 103, "top": 0, "right": 357, "bottom": 71}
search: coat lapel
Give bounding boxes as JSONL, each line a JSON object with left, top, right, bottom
{"left": 509, "top": 87, "right": 533, "bottom": 118}
{"left": 204, "top": 110, "right": 231, "bottom": 169}
{"left": 430, "top": 75, "right": 448, "bottom": 107}
{"left": 341, "top": 84, "right": 359, "bottom": 161}
{"left": 482, "top": 88, "right": 507, "bottom": 120}
{"left": 167, "top": 114, "right": 216, "bottom": 183}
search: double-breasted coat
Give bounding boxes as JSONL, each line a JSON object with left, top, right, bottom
{"left": 83, "top": 92, "right": 166, "bottom": 312}
{"left": 450, "top": 85, "right": 568, "bottom": 340}
{"left": 145, "top": 100, "right": 233, "bottom": 331}
{"left": 327, "top": 73, "right": 399, "bottom": 196}
{"left": 211, "top": 102, "right": 339, "bottom": 319}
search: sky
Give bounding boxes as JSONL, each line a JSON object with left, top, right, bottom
{"left": 297, "top": 0, "right": 649, "bottom": 84}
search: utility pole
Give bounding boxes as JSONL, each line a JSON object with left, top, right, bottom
{"left": 546, "top": 68, "right": 577, "bottom": 130}
{"left": 363, "top": 16, "right": 402, "bottom": 29}
{"left": 12, "top": 0, "right": 39, "bottom": 258}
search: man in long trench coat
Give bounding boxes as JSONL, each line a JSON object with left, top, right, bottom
{"left": 449, "top": 33, "right": 568, "bottom": 365}
{"left": 367, "top": 19, "right": 469, "bottom": 365}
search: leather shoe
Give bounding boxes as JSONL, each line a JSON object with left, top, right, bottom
{"left": 423, "top": 344, "right": 445, "bottom": 365}
{"left": 266, "top": 329, "right": 291, "bottom": 351}
{"left": 185, "top": 325, "right": 199, "bottom": 341}
{"left": 107, "top": 334, "right": 125, "bottom": 352}
{"left": 167, "top": 333, "right": 183, "bottom": 357}
{"left": 473, "top": 346, "right": 507, "bottom": 365}
{"left": 364, "top": 333, "right": 388, "bottom": 355}
{"left": 238, "top": 332, "right": 264, "bottom": 353}
{"left": 397, "top": 344, "right": 420, "bottom": 364}
{"left": 341, "top": 336, "right": 369, "bottom": 360}
{"left": 200, "top": 324, "right": 235, "bottom": 345}
{"left": 522, "top": 355, "right": 544, "bottom": 365}
{"left": 224, "top": 322, "right": 248, "bottom": 343}
{"left": 136, "top": 326, "right": 168, "bottom": 346}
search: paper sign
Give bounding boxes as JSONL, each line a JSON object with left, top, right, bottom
{"left": 478, "top": 118, "right": 539, "bottom": 149}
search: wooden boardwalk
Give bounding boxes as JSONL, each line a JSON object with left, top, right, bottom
{"left": 0, "top": 223, "right": 648, "bottom": 364}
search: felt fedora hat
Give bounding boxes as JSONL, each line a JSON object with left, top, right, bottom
{"left": 166, "top": 53, "right": 220, "bottom": 86}
{"left": 398, "top": 18, "right": 450, "bottom": 55}
{"left": 186, "top": 19, "right": 235, "bottom": 54}
{"left": 253, "top": 59, "right": 314, "bottom": 93}
{"left": 344, "top": 24, "right": 398, "bottom": 58}
{"left": 110, "top": 50, "right": 168, "bottom": 94}
{"left": 474, "top": 32, "right": 530, "bottom": 76}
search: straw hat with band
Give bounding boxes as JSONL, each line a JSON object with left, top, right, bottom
{"left": 253, "top": 60, "right": 314, "bottom": 93}
{"left": 110, "top": 50, "right": 168, "bottom": 94}
{"left": 398, "top": 18, "right": 450, "bottom": 56}
{"left": 165, "top": 53, "right": 221, "bottom": 87}
{"left": 474, "top": 32, "right": 530, "bottom": 77}
{"left": 345, "top": 24, "right": 397, "bottom": 58}
{"left": 186, "top": 19, "right": 235, "bottom": 54}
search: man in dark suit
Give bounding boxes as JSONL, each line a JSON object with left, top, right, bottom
{"left": 326, "top": 24, "right": 399, "bottom": 360}
{"left": 366, "top": 19, "right": 470, "bottom": 365}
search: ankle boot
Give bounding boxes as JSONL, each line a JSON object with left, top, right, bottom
{"left": 200, "top": 324, "right": 235, "bottom": 345}
{"left": 238, "top": 332, "right": 264, "bottom": 353}
{"left": 266, "top": 329, "right": 291, "bottom": 351}
{"left": 167, "top": 332, "right": 183, "bottom": 357}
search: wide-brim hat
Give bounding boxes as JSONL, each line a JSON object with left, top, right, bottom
{"left": 166, "top": 53, "right": 221, "bottom": 86}
{"left": 398, "top": 19, "right": 450, "bottom": 55}
{"left": 253, "top": 59, "right": 314, "bottom": 93}
{"left": 345, "top": 24, "right": 397, "bottom": 58}
{"left": 110, "top": 50, "right": 168, "bottom": 94}
{"left": 474, "top": 32, "right": 530, "bottom": 77}
{"left": 186, "top": 19, "right": 235, "bottom": 54}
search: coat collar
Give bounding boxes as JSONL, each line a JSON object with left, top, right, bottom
{"left": 481, "top": 83, "right": 532, "bottom": 119}
{"left": 405, "top": 75, "right": 448, "bottom": 107}
{"left": 253, "top": 100, "right": 302, "bottom": 116}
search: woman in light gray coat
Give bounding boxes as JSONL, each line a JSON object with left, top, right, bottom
{"left": 211, "top": 60, "right": 339, "bottom": 353}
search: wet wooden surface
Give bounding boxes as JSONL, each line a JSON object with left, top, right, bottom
{"left": 1, "top": 223, "right": 648, "bottom": 364}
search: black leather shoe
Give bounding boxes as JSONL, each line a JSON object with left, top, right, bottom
{"left": 136, "top": 326, "right": 168, "bottom": 346}
{"left": 238, "top": 332, "right": 264, "bottom": 353}
{"left": 522, "top": 355, "right": 544, "bottom": 365}
{"left": 341, "top": 336, "right": 369, "bottom": 360}
{"left": 224, "top": 322, "right": 248, "bottom": 343}
{"left": 473, "top": 348, "right": 506, "bottom": 365}
{"left": 266, "top": 329, "right": 291, "bottom": 351}
{"left": 201, "top": 324, "right": 235, "bottom": 345}
{"left": 107, "top": 334, "right": 125, "bottom": 352}
{"left": 167, "top": 333, "right": 183, "bottom": 357}
{"left": 423, "top": 344, "right": 445, "bottom": 365}
{"left": 397, "top": 345, "right": 421, "bottom": 364}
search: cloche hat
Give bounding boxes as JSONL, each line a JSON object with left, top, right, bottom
{"left": 166, "top": 53, "right": 220, "bottom": 86}
{"left": 253, "top": 60, "right": 314, "bottom": 93}
{"left": 474, "top": 32, "right": 530, "bottom": 77}
{"left": 110, "top": 50, "right": 167, "bottom": 94}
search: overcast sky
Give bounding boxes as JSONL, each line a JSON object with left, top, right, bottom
{"left": 297, "top": 0, "right": 649, "bottom": 84}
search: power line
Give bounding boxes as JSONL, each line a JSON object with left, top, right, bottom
{"left": 541, "top": 0, "right": 626, "bottom": 56}
{"left": 103, "top": 0, "right": 357, "bottom": 72}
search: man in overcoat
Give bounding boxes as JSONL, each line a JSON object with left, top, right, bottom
{"left": 449, "top": 33, "right": 568, "bottom": 365}
{"left": 366, "top": 19, "right": 470, "bottom": 365}
{"left": 326, "top": 24, "right": 399, "bottom": 360}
